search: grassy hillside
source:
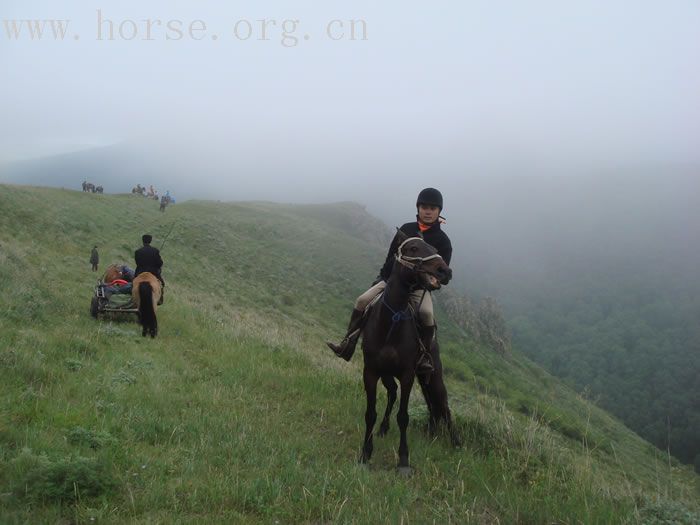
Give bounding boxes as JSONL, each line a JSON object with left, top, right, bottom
{"left": 0, "top": 185, "right": 698, "bottom": 524}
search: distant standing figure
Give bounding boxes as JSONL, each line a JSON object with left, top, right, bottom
{"left": 159, "top": 195, "right": 167, "bottom": 212}
{"left": 82, "top": 180, "right": 87, "bottom": 192}
{"left": 90, "top": 245, "right": 99, "bottom": 271}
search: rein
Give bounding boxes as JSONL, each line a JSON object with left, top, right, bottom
{"left": 380, "top": 236, "right": 440, "bottom": 344}
{"left": 380, "top": 285, "right": 431, "bottom": 368}
{"left": 381, "top": 287, "right": 413, "bottom": 342}
{"left": 382, "top": 288, "right": 413, "bottom": 323}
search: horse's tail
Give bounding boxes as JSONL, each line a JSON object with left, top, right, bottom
{"left": 138, "top": 281, "right": 156, "bottom": 329}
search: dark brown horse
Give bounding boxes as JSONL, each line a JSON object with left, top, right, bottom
{"left": 360, "top": 230, "right": 459, "bottom": 474}
{"left": 132, "top": 272, "right": 161, "bottom": 338}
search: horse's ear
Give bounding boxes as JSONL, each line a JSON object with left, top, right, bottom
{"left": 395, "top": 228, "right": 409, "bottom": 244}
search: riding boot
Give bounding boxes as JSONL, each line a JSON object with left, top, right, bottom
{"left": 416, "top": 325, "right": 435, "bottom": 377}
{"left": 326, "top": 308, "right": 364, "bottom": 362}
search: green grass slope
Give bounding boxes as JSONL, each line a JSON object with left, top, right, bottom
{"left": 0, "top": 185, "right": 698, "bottom": 524}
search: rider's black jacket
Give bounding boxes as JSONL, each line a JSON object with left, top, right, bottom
{"left": 134, "top": 244, "right": 163, "bottom": 278}
{"left": 378, "top": 220, "right": 452, "bottom": 282}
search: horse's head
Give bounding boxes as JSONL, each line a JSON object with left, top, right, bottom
{"left": 394, "top": 230, "right": 452, "bottom": 290}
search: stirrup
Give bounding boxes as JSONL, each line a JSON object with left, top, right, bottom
{"left": 416, "top": 351, "right": 434, "bottom": 376}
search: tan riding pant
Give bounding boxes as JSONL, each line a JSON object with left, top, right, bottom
{"left": 355, "top": 281, "right": 435, "bottom": 327}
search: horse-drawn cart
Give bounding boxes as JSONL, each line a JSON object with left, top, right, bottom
{"left": 90, "top": 281, "right": 139, "bottom": 319}
{"left": 90, "top": 281, "right": 138, "bottom": 318}
{"left": 90, "top": 264, "right": 138, "bottom": 318}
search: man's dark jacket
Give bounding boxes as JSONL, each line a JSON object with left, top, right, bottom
{"left": 134, "top": 244, "right": 163, "bottom": 278}
{"left": 379, "top": 220, "right": 452, "bottom": 281}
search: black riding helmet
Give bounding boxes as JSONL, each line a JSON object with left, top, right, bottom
{"left": 416, "top": 187, "right": 443, "bottom": 211}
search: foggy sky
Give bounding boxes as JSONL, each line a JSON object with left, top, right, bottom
{"left": 2, "top": 1, "right": 699, "bottom": 211}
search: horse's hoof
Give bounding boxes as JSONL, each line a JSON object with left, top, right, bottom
{"left": 359, "top": 449, "right": 373, "bottom": 464}
{"left": 397, "top": 466, "right": 413, "bottom": 477}
{"left": 378, "top": 425, "right": 389, "bottom": 437}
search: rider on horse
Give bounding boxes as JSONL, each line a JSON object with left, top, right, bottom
{"left": 326, "top": 187, "right": 452, "bottom": 374}
{"left": 135, "top": 234, "right": 165, "bottom": 305}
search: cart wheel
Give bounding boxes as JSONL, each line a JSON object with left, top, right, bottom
{"left": 90, "top": 297, "right": 100, "bottom": 318}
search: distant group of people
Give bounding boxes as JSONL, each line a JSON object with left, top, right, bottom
{"left": 82, "top": 180, "right": 103, "bottom": 193}
{"left": 132, "top": 184, "right": 161, "bottom": 199}
{"left": 132, "top": 184, "right": 175, "bottom": 212}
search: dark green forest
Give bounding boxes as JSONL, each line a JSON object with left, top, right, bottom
{"left": 450, "top": 172, "right": 700, "bottom": 472}
{"left": 507, "top": 265, "right": 700, "bottom": 470}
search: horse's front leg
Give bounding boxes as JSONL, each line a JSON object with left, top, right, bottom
{"left": 397, "top": 372, "right": 415, "bottom": 475}
{"left": 378, "top": 375, "right": 397, "bottom": 437}
{"left": 360, "top": 368, "right": 379, "bottom": 464}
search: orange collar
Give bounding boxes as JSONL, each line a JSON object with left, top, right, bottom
{"left": 418, "top": 222, "right": 432, "bottom": 232}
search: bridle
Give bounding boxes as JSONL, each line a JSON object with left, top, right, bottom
{"left": 380, "top": 236, "right": 443, "bottom": 344}
{"left": 395, "top": 237, "right": 443, "bottom": 272}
